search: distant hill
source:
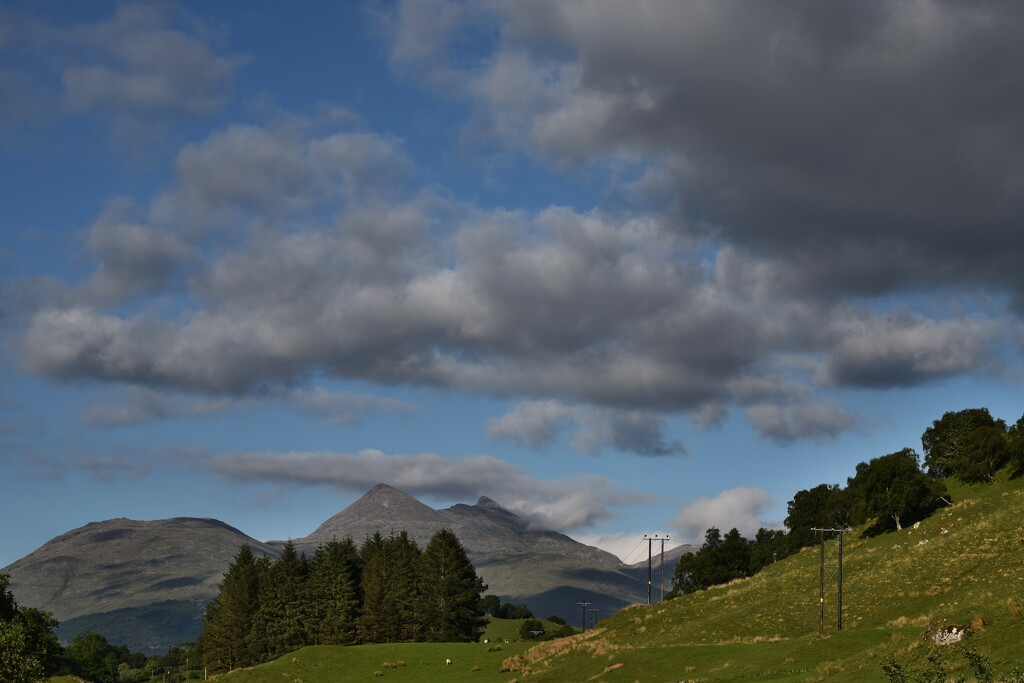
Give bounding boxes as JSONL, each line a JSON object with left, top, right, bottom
{"left": 3, "top": 485, "right": 663, "bottom": 652}
{"left": 2, "top": 517, "right": 279, "bottom": 652}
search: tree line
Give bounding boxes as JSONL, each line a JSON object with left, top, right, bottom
{"left": 201, "top": 527, "right": 487, "bottom": 673}
{"left": 2, "top": 573, "right": 185, "bottom": 683}
{"left": 671, "top": 407, "right": 1024, "bottom": 597}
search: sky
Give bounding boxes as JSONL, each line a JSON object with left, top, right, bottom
{"left": 2, "top": 0, "right": 1024, "bottom": 569}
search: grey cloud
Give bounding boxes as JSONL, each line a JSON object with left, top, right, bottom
{"left": 175, "top": 447, "right": 649, "bottom": 531}
{"left": 73, "top": 453, "right": 151, "bottom": 482}
{"left": 13, "top": 116, "right": 1020, "bottom": 444}
{"left": 84, "top": 387, "right": 231, "bottom": 428}
{"left": 83, "top": 201, "right": 194, "bottom": 303}
{"left": 62, "top": 4, "right": 237, "bottom": 118}
{"left": 489, "top": 400, "right": 685, "bottom": 456}
{"left": 570, "top": 408, "right": 685, "bottom": 457}
{"left": 744, "top": 400, "right": 858, "bottom": 443}
{"left": 409, "top": 0, "right": 1024, "bottom": 301}
{"left": 287, "top": 388, "right": 416, "bottom": 425}
{"left": 816, "top": 313, "right": 1002, "bottom": 388}
{"left": 84, "top": 385, "right": 413, "bottom": 428}
{"left": 156, "top": 124, "right": 412, "bottom": 233}
{"left": 487, "top": 400, "right": 572, "bottom": 448}
{"left": 690, "top": 403, "right": 727, "bottom": 430}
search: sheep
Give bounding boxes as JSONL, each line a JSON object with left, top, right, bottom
{"left": 445, "top": 658, "right": 452, "bottom": 666}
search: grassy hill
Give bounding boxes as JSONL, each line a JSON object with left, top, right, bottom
{"left": 507, "top": 473, "right": 1024, "bottom": 681}
{"left": 193, "top": 473, "right": 1024, "bottom": 682}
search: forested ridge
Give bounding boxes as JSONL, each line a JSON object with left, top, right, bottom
{"left": 201, "top": 527, "right": 486, "bottom": 672}
{"left": 670, "top": 407, "right": 1024, "bottom": 596}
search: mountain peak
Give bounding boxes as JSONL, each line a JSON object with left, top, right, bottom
{"left": 356, "top": 483, "right": 424, "bottom": 508}
{"left": 476, "top": 496, "right": 504, "bottom": 510}
{"left": 303, "top": 484, "right": 446, "bottom": 545}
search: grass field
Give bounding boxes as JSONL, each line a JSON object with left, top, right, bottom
{"left": 510, "top": 473, "right": 1024, "bottom": 682}
{"left": 145, "top": 473, "right": 1024, "bottom": 682}
{"left": 208, "top": 642, "right": 531, "bottom": 682}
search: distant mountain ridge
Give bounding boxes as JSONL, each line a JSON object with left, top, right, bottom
{"left": 3, "top": 484, "right": 679, "bottom": 652}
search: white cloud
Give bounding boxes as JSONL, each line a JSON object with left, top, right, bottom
{"left": 673, "top": 487, "right": 778, "bottom": 543}
{"left": 572, "top": 530, "right": 674, "bottom": 564}
{"left": 172, "top": 447, "right": 650, "bottom": 532}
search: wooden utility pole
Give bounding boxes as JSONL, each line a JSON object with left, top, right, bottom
{"left": 660, "top": 537, "right": 666, "bottom": 601}
{"left": 644, "top": 534, "right": 653, "bottom": 604}
{"left": 838, "top": 531, "right": 844, "bottom": 631}
{"left": 818, "top": 529, "right": 825, "bottom": 636}
{"left": 811, "top": 527, "right": 851, "bottom": 636}
{"left": 576, "top": 600, "right": 592, "bottom": 631}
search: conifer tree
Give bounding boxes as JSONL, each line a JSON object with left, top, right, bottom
{"left": 418, "top": 528, "right": 486, "bottom": 642}
{"left": 359, "top": 532, "right": 423, "bottom": 642}
{"left": 202, "top": 545, "right": 262, "bottom": 671}
{"left": 249, "top": 542, "right": 309, "bottom": 660}
{"left": 309, "top": 538, "right": 360, "bottom": 645}
{"left": 357, "top": 532, "right": 387, "bottom": 643}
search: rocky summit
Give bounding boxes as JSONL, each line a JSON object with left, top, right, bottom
{"left": 3, "top": 485, "right": 683, "bottom": 651}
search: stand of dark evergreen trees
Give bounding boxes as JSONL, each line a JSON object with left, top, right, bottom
{"left": 671, "top": 408, "right": 1024, "bottom": 597}
{"left": 201, "top": 527, "right": 487, "bottom": 673}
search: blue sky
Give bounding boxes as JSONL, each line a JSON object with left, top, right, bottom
{"left": 3, "top": 1, "right": 1024, "bottom": 568}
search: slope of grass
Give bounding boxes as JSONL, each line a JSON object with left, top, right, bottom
{"left": 511, "top": 473, "right": 1024, "bottom": 681}
{"left": 209, "top": 642, "right": 532, "bottom": 682}
{"left": 481, "top": 617, "right": 570, "bottom": 643}
{"left": 201, "top": 474, "right": 1024, "bottom": 682}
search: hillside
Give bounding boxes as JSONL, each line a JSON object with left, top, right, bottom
{"left": 212, "top": 473, "right": 1024, "bottom": 682}
{"left": 510, "top": 473, "right": 1024, "bottom": 681}
{"left": 3, "top": 517, "right": 280, "bottom": 652}
{"left": 4, "top": 485, "right": 650, "bottom": 651}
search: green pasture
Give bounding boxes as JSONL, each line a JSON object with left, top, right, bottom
{"left": 68, "top": 474, "right": 1024, "bottom": 682}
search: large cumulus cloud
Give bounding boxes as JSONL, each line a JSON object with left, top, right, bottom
{"left": 10, "top": 111, "right": 1017, "bottom": 448}
{"left": 386, "top": 0, "right": 1024, "bottom": 304}
{"left": 8, "top": 2, "right": 1024, "bottom": 452}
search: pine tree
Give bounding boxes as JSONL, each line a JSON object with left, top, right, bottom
{"left": 390, "top": 531, "right": 424, "bottom": 642}
{"left": 202, "top": 545, "right": 263, "bottom": 671}
{"left": 250, "top": 542, "right": 309, "bottom": 659}
{"left": 418, "top": 528, "right": 486, "bottom": 642}
{"left": 358, "top": 532, "right": 423, "bottom": 642}
{"left": 357, "top": 532, "right": 387, "bottom": 643}
{"left": 309, "top": 538, "right": 361, "bottom": 645}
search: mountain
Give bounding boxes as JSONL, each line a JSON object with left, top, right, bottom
{"left": 2, "top": 517, "right": 279, "bottom": 652}
{"left": 294, "top": 484, "right": 645, "bottom": 620}
{"left": 2, "top": 485, "right": 664, "bottom": 651}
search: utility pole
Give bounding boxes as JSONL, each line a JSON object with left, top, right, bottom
{"left": 838, "top": 531, "right": 844, "bottom": 631}
{"left": 644, "top": 534, "right": 653, "bottom": 604}
{"left": 576, "top": 600, "right": 592, "bottom": 631}
{"left": 811, "top": 527, "right": 851, "bottom": 635}
{"left": 818, "top": 528, "right": 824, "bottom": 636}
{"left": 643, "top": 534, "right": 670, "bottom": 603}
{"left": 659, "top": 536, "right": 671, "bottom": 601}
